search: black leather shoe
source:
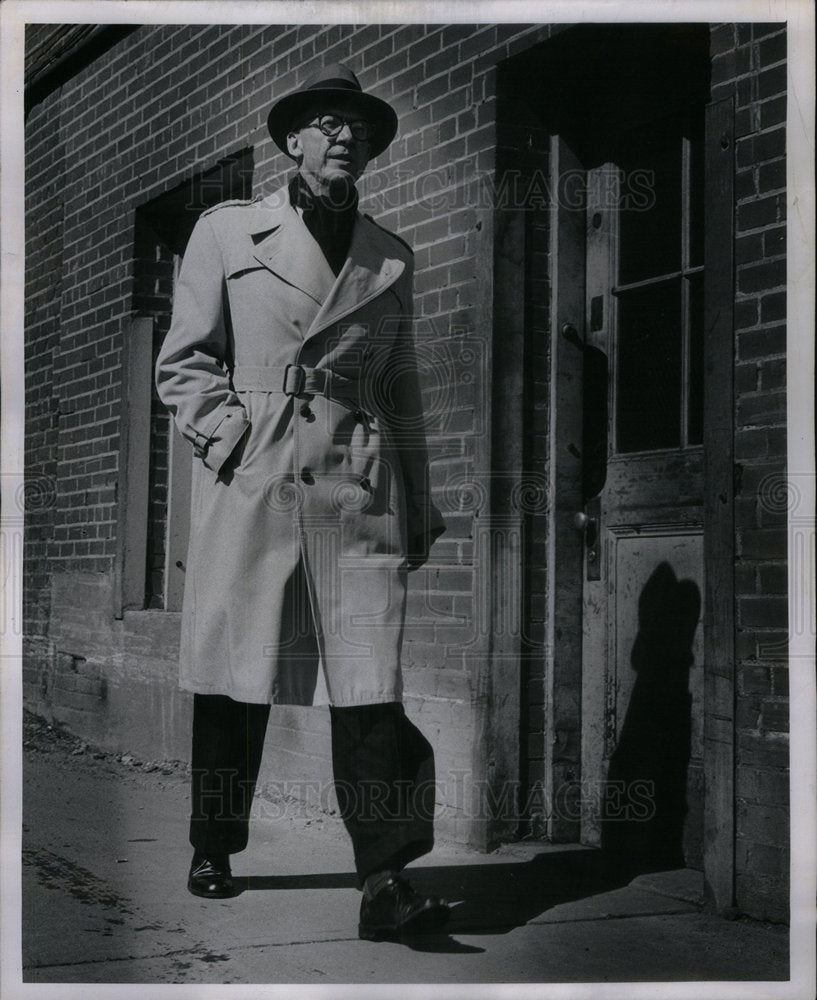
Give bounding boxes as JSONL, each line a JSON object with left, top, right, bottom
{"left": 187, "top": 851, "right": 235, "bottom": 899}
{"left": 358, "top": 875, "right": 450, "bottom": 941}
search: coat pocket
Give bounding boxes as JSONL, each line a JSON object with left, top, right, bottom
{"left": 348, "top": 409, "right": 399, "bottom": 511}
{"left": 216, "top": 392, "right": 254, "bottom": 481}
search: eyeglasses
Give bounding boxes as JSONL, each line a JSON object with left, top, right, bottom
{"left": 304, "top": 114, "right": 375, "bottom": 143}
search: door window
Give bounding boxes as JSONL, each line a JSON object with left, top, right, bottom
{"left": 613, "top": 112, "right": 704, "bottom": 454}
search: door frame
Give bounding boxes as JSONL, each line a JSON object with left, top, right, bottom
{"left": 701, "top": 96, "right": 737, "bottom": 913}
{"left": 547, "top": 100, "right": 737, "bottom": 910}
{"left": 545, "top": 134, "right": 587, "bottom": 844}
{"left": 489, "top": 28, "right": 735, "bottom": 908}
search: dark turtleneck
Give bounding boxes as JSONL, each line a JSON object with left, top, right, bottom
{"left": 288, "top": 174, "right": 358, "bottom": 276}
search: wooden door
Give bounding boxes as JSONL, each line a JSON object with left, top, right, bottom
{"left": 578, "top": 110, "right": 706, "bottom": 871}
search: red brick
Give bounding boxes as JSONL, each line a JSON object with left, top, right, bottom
{"left": 736, "top": 191, "right": 786, "bottom": 230}
{"left": 736, "top": 74, "right": 757, "bottom": 109}
{"left": 736, "top": 389, "right": 786, "bottom": 425}
{"left": 757, "top": 63, "right": 787, "bottom": 99}
{"left": 739, "top": 665, "right": 771, "bottom": 695}
{"left": 734, "top": 106, "right": 757, "bottom": 139}
{"left": 737, "top": 324, "right": 786, "bottom": 361}
{"left": 759, "top": 290, "right": 786, "bottom": 323}
{"left": 739, "top": 528, "right": 788, "bottom": 560}
{"left": 736, "top": 562, "right": 757, "bottom": 593}
{"left": 758, "top": 356, "right": 786, "bottom": 391}
{"left": 758, "top": 31, "right": 787, "bottom": 65}
{"left": 759, "top": 95, "right": 786, "bottom": 130}
{"left": 409, "top": 31, "right": 443, "bottom": 65}
{"left": 760, "top": 698, "right": 789, "bottom": 734}
{"left": 737, "top": 259, "right": 786, "bottom": 294}
{"left": 459, "top": 26, "right": 499, "bottom": 63}
{"left": 415, "top": 72, "right": 453, "bottom": 107}
{"left": 709, "top": 23, "right": 736, "bottom": 57}
{"left": 760, "top": 564, "right": 789, "bottom": 594}
{"left": 771, "top": 667, "right": 789, "bottom": 697}
{"left": 736, "top": 232, "right": 764, "bottom": 264}
{"left": 739, "top": 596, "right": 788, "bottom": 628}
{"left": 753, "top": 23, "right": 785, "bottom": 42}
{"left": 739, "top": 127, "right": 786, "bottom": 169}
{"left": 734, "top": 297, "right": 759, "bottom": 330}
{"left": 748, "top": 159, "right": 779, "bottom": 197}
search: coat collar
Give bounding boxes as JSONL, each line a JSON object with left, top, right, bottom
{"left": 246, "top": 185, "right": 406, "bottom": 336}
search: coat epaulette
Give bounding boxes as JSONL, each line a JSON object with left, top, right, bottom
{"left": 201, "top": 195, "right": 262, "bottom": 218}
{"left": 364, "top": 214, "right": 414, "bottom": 257}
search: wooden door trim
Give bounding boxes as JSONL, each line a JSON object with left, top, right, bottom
{"left": 547, "top": 134, "right": 587, "bottom": 842}
{"left": 114, "top": 315, "right": 153, "bottom": 617}
{"left": 702, "top": 96, "right": 737, "bottom": 913}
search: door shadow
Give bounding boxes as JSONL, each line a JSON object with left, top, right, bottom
{"left": 601, "top": 561, "right": 701, "bottom": 876}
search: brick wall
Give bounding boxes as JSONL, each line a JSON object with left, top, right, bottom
{"left": 710, "top": 21, "right": 788, "bottom": 923}
{"left": 23, "top": 79, "right": 63, "bottom": 694}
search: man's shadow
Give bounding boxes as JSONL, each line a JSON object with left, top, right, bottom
{"left": 241, "top": 848, "right": 632, "bottom": 952}
{"left": 601, "top": 561, "right": 701, "bottom": 876}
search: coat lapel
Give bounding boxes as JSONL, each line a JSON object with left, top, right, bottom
{"left": 306, "top": 214, "right": 406, "bottom": 338}
{"left": 242, "top": 186, "right": 405, "bottom": 337}
{"left": 247, "top": 189, "right": 336, "bottom": 307}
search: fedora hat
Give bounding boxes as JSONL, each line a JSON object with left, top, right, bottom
{"left": 267, "top": 62, "right": 398, "bottom": 159}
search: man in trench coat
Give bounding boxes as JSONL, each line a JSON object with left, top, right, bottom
{"left": 156, "top": 64, "right": 448, "bottom": 940}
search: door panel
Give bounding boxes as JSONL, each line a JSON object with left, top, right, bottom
{"left": 603, "top": 529, "right": 704, "bottom": 869}
{"left": 609, "top": 531, "right": 703, "bottom": 750}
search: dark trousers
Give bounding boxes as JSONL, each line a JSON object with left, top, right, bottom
{"left": 190, "top": 694, "right": 435, "bottom": 885}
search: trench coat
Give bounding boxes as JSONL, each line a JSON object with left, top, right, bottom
{"left": 156, "top": 185, "right": 445, "bottom": 707}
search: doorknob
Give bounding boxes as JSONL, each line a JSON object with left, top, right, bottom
{"left": 573, "top": 511, "right": 595, "bottom": 531}
{"left": 561, "top": 323, "right": 584, "bottom": 350}
{"left": 574, "top": 498, "right": 602, "bottom": 581}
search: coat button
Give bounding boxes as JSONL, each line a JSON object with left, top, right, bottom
{"left": 300, "top": 470, "right": 314, "bottom": 485}
{"left": 300, "top": 403, "right": 312, "bottom": 418}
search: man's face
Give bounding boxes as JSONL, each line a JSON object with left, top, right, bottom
{"left": 286, "top": 103, "right": 371, "bottom": 195}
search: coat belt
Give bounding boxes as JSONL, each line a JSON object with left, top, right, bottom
{"left": 232, "top": 364, "right": 362, "bottom": 406}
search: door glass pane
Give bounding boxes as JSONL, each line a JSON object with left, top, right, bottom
{"left": 687, "top": 273, "right": 704, "bottom": 445}
{"left": 618, "top": 119, "right": 682, "bottom": 285}
{"left": 687, "top": 117, "right": 705, "bottom": 268}
{"left": 616, "top": 279, "right": 682, "bottom": 452}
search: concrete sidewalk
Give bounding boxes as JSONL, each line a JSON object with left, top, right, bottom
{"left": 19, "top": 714, "right": 790, "bottom": 989}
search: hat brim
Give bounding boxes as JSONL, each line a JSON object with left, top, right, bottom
{"left": 267, "top": 87, "right": 397, "bottom": 159}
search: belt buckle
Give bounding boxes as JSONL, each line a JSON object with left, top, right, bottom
{"left": 283, "top": 363, "right": 306, "bottom": 396}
